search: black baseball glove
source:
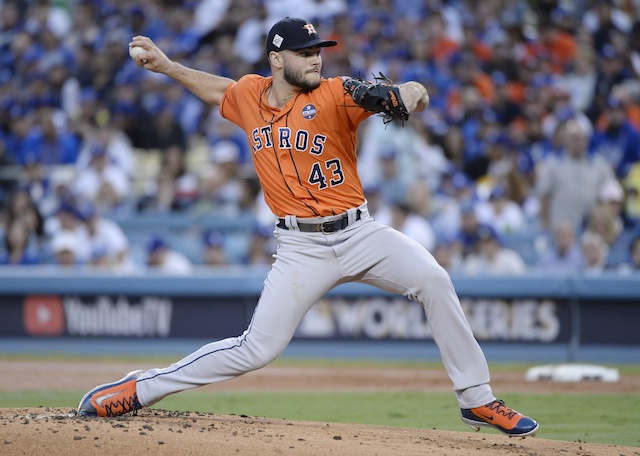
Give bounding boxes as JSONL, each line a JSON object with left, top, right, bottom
{"left": 343, "top": 72, "right": 410, "bottom": 125}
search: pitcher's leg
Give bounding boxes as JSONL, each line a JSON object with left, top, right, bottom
{"left": 350, "top": 223, "right": 493, "bottom": 408}
{"left": 137, "top": 326, "right": 289, "bottom": 406}
{"left": 137, "top": 234, "right": 341, "bottom": 406}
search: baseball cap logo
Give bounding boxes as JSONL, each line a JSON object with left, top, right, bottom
{"left": 303, "top": 23, "right": 317, "bottom": 35}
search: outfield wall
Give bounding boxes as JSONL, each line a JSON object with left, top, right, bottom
{"left": 0, "top": 269, "right": 638, "bottom": 355}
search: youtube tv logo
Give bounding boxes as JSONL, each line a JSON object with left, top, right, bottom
{"left": 23, "top": 296, "right": 65, "bottom": 336}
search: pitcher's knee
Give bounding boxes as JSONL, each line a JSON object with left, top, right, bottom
{"left": 241, "top": 334, "right": 289, "bottom": 371}
{"left": 419, "top": 262, "right": 453, "bottom": 286}
{"left": 409, "top": 264, "right": 456, "bottom": 300}
{"left": 431, "top": 265, "right": 455, "bottom": 289}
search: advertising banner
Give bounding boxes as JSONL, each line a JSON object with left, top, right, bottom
{"left": 0, "top": 295, "right": 254, "bottom": 339}
{"left": 295, "top": 297, "right": 572, "bottom": 342}
{"left": 1, "top": 293, "right": 638, "bottom": 345}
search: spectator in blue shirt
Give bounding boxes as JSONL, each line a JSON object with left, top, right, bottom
{"left": 590, "top": 96, "right": 640, "bottom": 179}
{"left": 18, "top": 109, "right": 80, "bottom": 165}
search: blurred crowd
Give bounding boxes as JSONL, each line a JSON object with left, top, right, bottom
{"left": 0, "top": 0, "right": 639, "bottom": 275}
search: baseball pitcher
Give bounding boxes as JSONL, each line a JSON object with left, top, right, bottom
{"left": 78, "top": 17, "right": 538, "bottom": 438}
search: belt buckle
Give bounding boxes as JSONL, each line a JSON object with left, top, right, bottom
{"left": 320, "top": 217, "right": 344, "bottom": 233}
{"left": 319, "top": 220, "right": 334, "bottom": 233}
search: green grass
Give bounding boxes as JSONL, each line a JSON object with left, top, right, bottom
{"left": 2, "top": 356, "right": 638, "bottom": 447}
{"left": 1, "top": 389, "right": 638, "bottom": 447}
{"left": 4, "top": 353, "right": 640, "bottom": 374}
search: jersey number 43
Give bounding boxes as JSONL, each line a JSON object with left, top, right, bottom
{"left": 309, "top": 159, "right": 344, "bottom": 189}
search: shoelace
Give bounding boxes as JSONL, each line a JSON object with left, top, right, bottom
{"left": 104, "top": 393, "right": 141, "bottom": 417}
{"left": 486, "top": 400, "right": 518, "bottom": 420}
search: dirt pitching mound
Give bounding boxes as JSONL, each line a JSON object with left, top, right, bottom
{"left": 2, "top": 361, "right": 639, "bottom": 455}
{"left": 1, "top": 407, "right": 637, "bottom": 456}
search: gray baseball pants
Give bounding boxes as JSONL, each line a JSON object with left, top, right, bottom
{"left": 137, "top": 203, "right": 494, "bottom": 409}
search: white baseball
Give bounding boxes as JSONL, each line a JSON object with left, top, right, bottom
{"left": 129, "top": 46, "right": 146, "bottom": 62}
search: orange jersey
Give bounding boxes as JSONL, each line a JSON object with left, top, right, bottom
{"left": 220, "top": 75, "right": 372, "bottom": 217}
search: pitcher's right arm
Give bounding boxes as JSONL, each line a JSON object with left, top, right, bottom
{"left": 129, "top": 36, "right": 235, "bottom": 106}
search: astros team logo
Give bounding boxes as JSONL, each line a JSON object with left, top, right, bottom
{"left": 303, "top": 23, "right": 317, "bottom": 35}
{"left": 302, "top": 104, "right": 317, "bottom": 120}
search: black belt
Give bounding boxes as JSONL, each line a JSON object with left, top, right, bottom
{"left": 277, "top": 209, "right": 362, "bottom": 233}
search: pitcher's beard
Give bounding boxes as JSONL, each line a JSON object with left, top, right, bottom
{"left": 284, "top": 66, "right": 320, "bottom": 92}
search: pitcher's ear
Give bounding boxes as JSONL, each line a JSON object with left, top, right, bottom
{"left": 268, "top": 51, "right": 283, "bottom": 69}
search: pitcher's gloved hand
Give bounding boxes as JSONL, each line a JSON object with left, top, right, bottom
{"left": 343, "top": 72, "right": 410, "bottom": 125}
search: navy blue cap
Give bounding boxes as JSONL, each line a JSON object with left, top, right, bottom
{"left": 266, "top": 17, "right": 337, "bottom": 55}
{"left": 56, "top": 201, "right": 81, "bottom": 218}
{"left": 476, "top": 225, "right": 501, "bottom": 244}
{"left": 451, "top": 172, "right": 471, "bottom": 190}
{"left": 147, "top": 235, "right": 167, "bottom": 253}
{"left": 77, "top": 201, "right": 97, "bottom": 220}
{"left": 203, "top": 230, "right": 224, "bottom": 248}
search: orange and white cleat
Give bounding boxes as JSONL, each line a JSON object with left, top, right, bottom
{"left": 77, "top": 370, "right": 145, "bottom": 417}
{"left": 461, "top": 399, "right": 539, "bottom": 437}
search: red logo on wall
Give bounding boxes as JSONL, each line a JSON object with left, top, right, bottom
{"left": 23, "top": 296, "right": 65, "bottom": 336}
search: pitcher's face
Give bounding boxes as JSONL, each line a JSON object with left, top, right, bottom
{"left": 282, "top": 47, "right": 322, "bottom": 91}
